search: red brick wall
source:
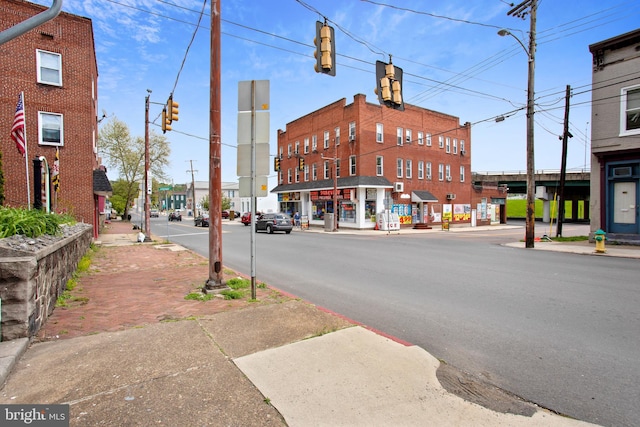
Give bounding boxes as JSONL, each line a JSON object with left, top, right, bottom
{"left": 277, "top": 93, "right": 476, "bottom": 206}
{"left": 1, "top": 0, "right": 99, "bottom": 224}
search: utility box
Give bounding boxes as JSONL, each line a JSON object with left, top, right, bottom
{"left": 377, "top": 212, "right": 400, "bottom": 231}
{"left": 324, "top": 213, "right": 334, "bottom": 231}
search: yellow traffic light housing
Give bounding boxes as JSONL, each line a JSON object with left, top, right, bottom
{"left": 374, "top": 58, "right": 404, "bottom": 111}
{"left": 274, "top": 156, "right": 281, "bottom": 172}
{"left": 314, "top": 20, "right": 336, "bottom": 76}
{"left": 298, "top": 156, "right": 305, "bottom": 171}
{"left": 167, "top": 97, "right": 179, "bottom": 123}
{"left": 162, "top": 107, "right": 171, "bottom": 133}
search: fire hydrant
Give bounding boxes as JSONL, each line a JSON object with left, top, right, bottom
{"left": 594, "top": 229, "right": 606, "bottom": 253}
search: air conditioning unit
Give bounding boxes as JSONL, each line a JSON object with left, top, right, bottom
{"left": 446, "top": 193, "right": 456, "bottom": 200}
{"left": 446, "top": 176, "right": 452, "bottom": 181}
{"left": 460, "top": 149, "right": 466, "bottom": 156}
{"left": 394, "top": 182, "right": 404, "bottom": 192}
{"left": 349, "top": 135, "right": 356, "bottom": 142}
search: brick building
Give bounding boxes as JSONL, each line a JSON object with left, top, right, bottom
{"left": 273, "top": 94, "right": 506, "bottom": 229}
{"left": 1, "top": 0, "right": 108, "bottom": 238}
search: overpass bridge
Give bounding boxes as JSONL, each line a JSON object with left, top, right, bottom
{"left": 472, "top": 169, "right": 590, "bottom": 221}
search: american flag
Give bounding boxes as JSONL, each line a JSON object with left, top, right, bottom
{"left": 11, "top": 93, "right": 26, "bottom": 157}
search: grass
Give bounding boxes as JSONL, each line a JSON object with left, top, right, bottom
{"left": 56, "top": 247, "right": 95, "bottom": 308}
{"left": 0, "top": 206, "right": 76, "bottom": 238}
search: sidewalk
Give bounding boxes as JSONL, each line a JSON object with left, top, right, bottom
{"left": 0, "top": 218, "right": 623, "bottom": 426}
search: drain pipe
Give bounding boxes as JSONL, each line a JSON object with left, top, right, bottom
{"left": 0, "top": 0, "right": 63, "bottom": 46}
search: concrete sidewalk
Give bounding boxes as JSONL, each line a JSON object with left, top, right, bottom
{"left": 2, "top": 219, "right": 629, "bottom": 426}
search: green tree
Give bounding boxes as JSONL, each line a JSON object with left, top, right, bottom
{"left": 200, "top": 194, "right": 209, "bottom": 211}
{"left": 98, "top": 117, "right": 170, "bottom": 219}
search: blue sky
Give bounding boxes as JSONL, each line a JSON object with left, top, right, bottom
{"left": 31, "top": 0, "right": 640, "bottom": 189}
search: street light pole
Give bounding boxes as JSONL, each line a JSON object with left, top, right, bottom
{"left": 499, "top": 0, "right": 537, "bottom": 248}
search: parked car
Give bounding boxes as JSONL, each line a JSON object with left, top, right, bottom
{"left": 168, "top": 212, "right": 182, "bottom": 221}
{"left": 194, "top": 213, "right": 210, "bottom": 227}
{"left": 150, "top": 209, "right": 160, "bottom": 218}
{"left": 256, "top": 213, "right": 292, "bottom": 234}
{"left": 241, "top": 211, "right": 262, "bottom": 226}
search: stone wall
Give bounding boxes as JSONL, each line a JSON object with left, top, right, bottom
{"left": 0, "top": 224, "right": 93, "bottom": 341}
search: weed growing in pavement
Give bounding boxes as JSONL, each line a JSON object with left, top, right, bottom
{"left": 227, "top": 277, "right": 250, "bottom": 289}
{"left": 185, "top": 291, "right": 214, "bottom": 301}
{"left": 220, "top": 289, "right": 245, "bottom": 300}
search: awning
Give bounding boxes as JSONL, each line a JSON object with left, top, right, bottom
{"left": 412, "top": 190, "right": 438, "bottom": 203}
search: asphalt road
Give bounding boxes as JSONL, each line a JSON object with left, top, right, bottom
{"left": 152, "top": 215, "right": 640, "bottom": 427}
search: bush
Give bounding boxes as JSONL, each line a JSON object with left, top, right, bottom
{"left": 0, "top": 207, "right": 75, "bottom": 238}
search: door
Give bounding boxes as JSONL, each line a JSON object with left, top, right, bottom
{"left": 609, "top": 181, "right": 638, "bottom": 233}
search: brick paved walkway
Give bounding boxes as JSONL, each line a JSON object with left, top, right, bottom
{"left": 36, "top": 219, "right": 288, "bottom": 341}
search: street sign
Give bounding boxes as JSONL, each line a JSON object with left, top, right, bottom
{"left": 159, "top": 186, "right": 172, "bottom": 191}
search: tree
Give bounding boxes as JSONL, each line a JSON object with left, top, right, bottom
{"left": 98, "top": 117, "right": 170, "bottom": 219}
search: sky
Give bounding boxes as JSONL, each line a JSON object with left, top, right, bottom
{"left": 29, "top": 0, "right": 640, "bottom": 196}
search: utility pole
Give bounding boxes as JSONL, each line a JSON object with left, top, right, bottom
{"left": 143, "top": 91, "right": 152, "bottom": 242}
{"left": 556, "top": 85, "right": 571, "bottom": 237}
{"left": 187, "top": 160, "right": 198, "bottom": 216}
{"left": 205, "top": 0, "right": 225, "bottom": 291}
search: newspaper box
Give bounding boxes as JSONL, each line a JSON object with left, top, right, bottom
{"left": 376, "top": 212, "right": 400, "bottom": 231}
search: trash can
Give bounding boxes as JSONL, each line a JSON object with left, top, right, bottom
{"left": 324, "top": 213, "right": 334, "bottom": 231}
{"left": 229, "top": 210, "right": 235, "bottom": 221}
{"left": 442, "top": 219, "right": 450, "bottom": 231}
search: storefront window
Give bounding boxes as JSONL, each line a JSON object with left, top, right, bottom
{"left": 312, "top": 201, "right": 325, "bottom": 220}
{"left": 365, "top": 200, "right": 376, "bottom": 221}
{"left": 341, "top": 201, "right": 356, "bottom": 223}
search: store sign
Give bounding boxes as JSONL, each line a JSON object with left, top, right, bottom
{"left": 310, "top": 188, "right": 352, "bottom": 201}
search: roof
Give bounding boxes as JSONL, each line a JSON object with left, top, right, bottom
{"left": 271, "top": 176, "right": 392, "bottom": 193}
{"left": 93, "top": 169, "right": 112, "bottom": 196}
{"left": 412, "top": 191, "right": 438, "bottom": 202}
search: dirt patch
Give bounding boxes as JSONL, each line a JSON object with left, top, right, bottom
{"left": 436, "top": 362, "right": 538, "bottom": 416}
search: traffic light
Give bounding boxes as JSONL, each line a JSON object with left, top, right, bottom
{"left": 162, "top": 107, "right": 170, "bottom": 133}
{"left": 298, "top": 156, "right": 305, "bottom": 171}
{"left": 167, "top": 96, "right": 179, "bottom": 124}
{"left": 274, "top": 156, "right": 281, "bottom": 172}
{"left": 314, "top": 20, "right": 335, "bottom": 76}
{"left": 374, "top": 58, "right": 404, "bottom": 111}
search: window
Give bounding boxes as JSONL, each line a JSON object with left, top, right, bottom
{"left": 38, "top": 112, "right": 63, "bottom": 146}
{"left": 406, "top": 159, "right": 412, "bottom": 178}
{"left": 438, "top": 163, "right": 444, "bottom": 181}
{"left": 278, "top": 170, "right": 283, "bottom": 184}
{"left": 439, "top": 135, "right": 444, "bottom": 148}
{"left": 287, "top": 143, "right": 292, "bottom": 157}
{"left": 426, "top": 133, "right": 432, "bottom": 146}
{"left": 446, "top": 137, "right": 451, "bottom": 153}
{"left": 446, "top": 164, "right": 451, "bottom": 180}
{"left": 426, "top": 162, "right": 432, "bottom": 180}
{"left": 36, "top": 50, "right": 62, "bottom": 86}
{"left": 397, "top": 127, "right": 403, "bottom": 146}
{"left": 406, "top": 129, "right": 412, "bottom": 144}
{"left": 453, "top": 138, "right": 458, "bottom": 154}
{"left": 460, "top": 165, "right": 465, "bottom": 182}
{"left": 324, "top": 130, "right": 330, "bottom": 149}
{"left": 287, "top": 168, "right": 292, "bottom": 184}
{"left": 304, "top": 164, "right": 309, "bottom": 181}
{"left": 295, "top": 141, "right": 300, "bottom": 154}
{"left": 279, "top": 146, "right": 283, "bottom": 158}
{"left": 324, "top": 160, "right": 330, "bottom": 179}
{"left": 336, "top": 159, "right": 341, "bottom": 177}
{"left": 418, "top": 131, "right": 424, "bottom": 145}
{"left": 376, "top": 123, "right": 384, "bottom": 143}
{"left": 349, "top": 121, "right": 356, "bottom": 140}
{"left": 295, "top": 168, "right": 300, "bottom": 183}
{"left": 304, "top": 138, "right": 309, "bottom": 154}
{"left": 418, "top": 161, "right": 424, "bottom": 179}
{"left": 621, "top": 86, "right": 640, "bottom": 135}
{"left": 349, "top": 155, "right": 356, "bottom": 176}
{"left": 335, "top": 127, "right": 340, "bottom": 145}
{"left": 460, "top": 139, "right": 465, "bottom": 154}
{"left": 376, "top": 156, "right": 384, "bottom": 176}
{"left": 312, "top": 163, "right": 317, "bottom": 181}
{"left": 397, "top": 158, "right": 403, "bottom": 178}
{"left": 312, "top": 135, "right": 317, "bottom": 152}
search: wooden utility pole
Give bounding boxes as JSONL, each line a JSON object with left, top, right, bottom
{"left": 556, "top": 85, "right": 571, "bottom": 237}
{"left": 144, "top": 92, "right": 152, "bottom": 242}
{"left": 205, "top": 0, "right": 225, "bottom": 291}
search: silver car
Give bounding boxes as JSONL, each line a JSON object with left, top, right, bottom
{"left": 255, "top": 213, "right": 292, "bottom": 234}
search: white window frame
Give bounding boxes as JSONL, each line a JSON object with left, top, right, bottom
{"left": 324, "top": 160, "right": 330, "bottom": 179}
{"left": 446, "top": 137, "right": 451, "bottom": 153}
{"left": 38, "top": 112, "right": 64, "bottom": 146}
{"left": 426, "top": 162, "right": 432, "bottom": 180}
{"left": 406, "top": 159, "right": 412, "bottom": 178}
{"left": 36, "top": 49, "right": 62, "bottom": 86}
{"left": 418, "top": 160, "right": 424, "bottom": 179}
{"left": 376, "top": 123, "right": 384, "bottom": 143}
{"left": 397, "top": 158, "right": 403, "bottom": 178}
{"left": 406, "top": 129, "right": 412, "bottom": 144}
{"left": 418, "top": 131, "right": 424, "bottom": 145}
{"left": 621, "top": 85, "right": 640, "bottom": 136}
{"left": 312, "top": 163, "right": 317, "bottom": 181}
{"left": 438, "top": 163, "right": 444, "bottom": 181}
{"left": 295, "top": 141, "right": 300, "bottom": 154}
{"left": 397, "top": 127, "right": 403, "bottom": 146}
{"left": 376, "top": 156, "right": 384, "bottom": 176}
{"left": 446, "top": 164, "right": 451, "bottom": 180}
{"left": 324, "top": 130, "right": 330, "bottom": 149}
{"left": 304, "top": 165, "right": 309, "bottom": 181}
{"left": 426, "top": 133, "right": 432, "bottom": 146}
{"left": 439, "top": 135, "right": 444, "bottom": 148}
{"left": 336, "top": 159, "right": 341, "bottom": 177}
{"left": 335, "top": 127, "right": 341, "bottom": 145}
{"left": 460, "top": 140, "right": 465, "bottom": 154}
{"left": 349, "top": 155, "right": 356, "bottom": 176}
{"left": 287, "top": 168, "right": 292, "bottom": 184}
{"left": 460, "top": 165, "right": 465, "bottom": 182}
{"left": 287, "top": 143, "right": 292, "bottom": 157}
{"left": 312, "top": 135, "right": 317, "bottom": 152}
{"left": 304, "top": 138, "right": 310, "bottom": 154}
{"left": 453, "top": 138, "right": 458, "bottom": 154}
{"left": 349, "top": 122, "right": 356, "bottom": 140}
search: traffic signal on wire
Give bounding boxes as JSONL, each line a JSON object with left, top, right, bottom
{"left": 168, "top": 96, "right": 179, "bottom": 123}
{"left": 298, "top": 156, "right": 305, "bottom": 171}
{"left": 162, "top": 107, "right": 170, "bottom": 133}
{"left": 314, "top": 20, "right": 335, "bottom": 76}
{"left": 274, "top": 156, "right": 281, "bottom": 172}
{"left": 374, "top": 58, "right": 404, "bottom": 111}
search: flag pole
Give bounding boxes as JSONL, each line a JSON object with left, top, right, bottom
{"left": 21, "top": 92, "right": 31, "bottom": 208}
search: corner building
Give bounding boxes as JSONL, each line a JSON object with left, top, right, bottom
{"left": 273, "top": 94, "right": 506, "bottom": 229}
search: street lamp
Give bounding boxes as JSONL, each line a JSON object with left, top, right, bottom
{"left": 498, "top": 12, "right": 537, "bottom": 248}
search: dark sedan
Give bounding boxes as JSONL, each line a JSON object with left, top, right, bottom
{"left": 169, "top": 212, "right": 182, "bottom": 221}
{"left": 194, "top": 214, "right": 210, "bottom": 227}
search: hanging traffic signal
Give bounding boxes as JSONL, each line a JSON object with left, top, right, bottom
{"left": 274, "top": 156, "right": 281, "bottom": 172}
{"left": 162, "top": 107, "right": 170, "bottom": 133}
{"left": 314, "top": 20, "right": 335, "bottom": 76}
{"left": 298, "top": 156, "right": 305, "bottom": 171}
{"left": 167, "top": 96, "right": 179, "bottom": 124}
{"left": 374, "top": 57, "right": 404, "bottom": 111}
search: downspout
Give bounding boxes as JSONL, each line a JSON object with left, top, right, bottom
{"left": 0, "top": 0, "right": 63, "bottom": 45}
